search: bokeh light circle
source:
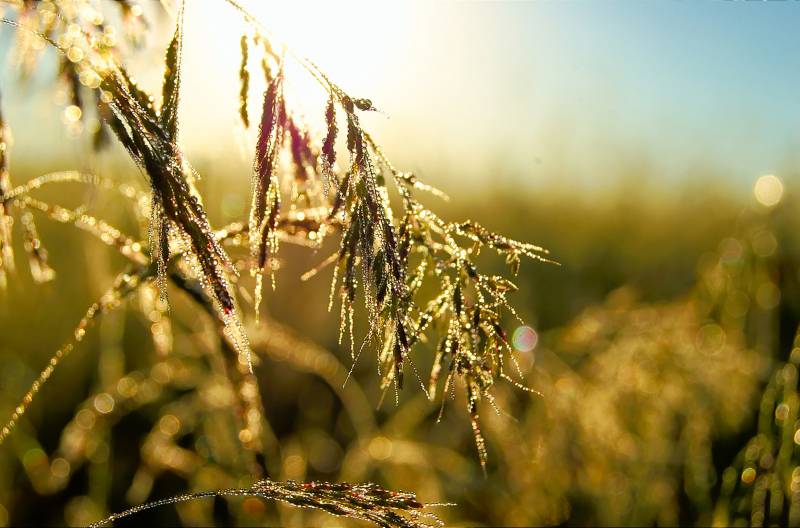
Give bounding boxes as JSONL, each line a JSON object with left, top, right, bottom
{"left": 512, "top": 325, "right": 538, "bottom": 352}
{"left": 754, "top": 174, "right": 783, "bottom": 207}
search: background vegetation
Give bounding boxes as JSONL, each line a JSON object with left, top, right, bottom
{"left": 2, "top": 166, "right": 798, "bottom": 526}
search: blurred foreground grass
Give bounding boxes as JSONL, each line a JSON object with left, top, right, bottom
{"left": 0, "top": 159, "right": 798, "bottom": 526}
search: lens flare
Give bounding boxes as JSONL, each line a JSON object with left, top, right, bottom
{"left": 512, "top": 325, "right": 538, "bottom": 352}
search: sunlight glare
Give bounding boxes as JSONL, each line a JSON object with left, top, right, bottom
{"left": 179, "top": 0, "right": 412, "bottom": 153}
{"left": 753, "top": 174, "right": 783, "bottom": 207}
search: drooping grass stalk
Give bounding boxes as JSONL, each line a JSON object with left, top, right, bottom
{"left": 0, "top": 0, "right": 554, "bottom": 512}
{"left": 0, "top": 264, "right": 152, "bottom": 444}
{"left": 89, "top": 479, "right": 440, "bottom": 528}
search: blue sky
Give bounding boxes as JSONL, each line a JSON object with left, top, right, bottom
{"left": 370, "top": 0, "right": 800, "bottom": 191}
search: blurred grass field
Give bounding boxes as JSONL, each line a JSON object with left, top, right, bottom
{"left": 1, "top": 156, "right": 798, "bottom": 526}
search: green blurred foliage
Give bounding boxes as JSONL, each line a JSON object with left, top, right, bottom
{"left": 2, "top": 156, "right": 799, "bottom": 526}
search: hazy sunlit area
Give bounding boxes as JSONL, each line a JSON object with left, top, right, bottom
{"left": 0, "top": 1, "right": 799, "bottom": 527}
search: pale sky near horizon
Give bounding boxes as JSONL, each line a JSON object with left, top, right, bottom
{"left": 1, "top": 1, "right": 799, "bottom": 195}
